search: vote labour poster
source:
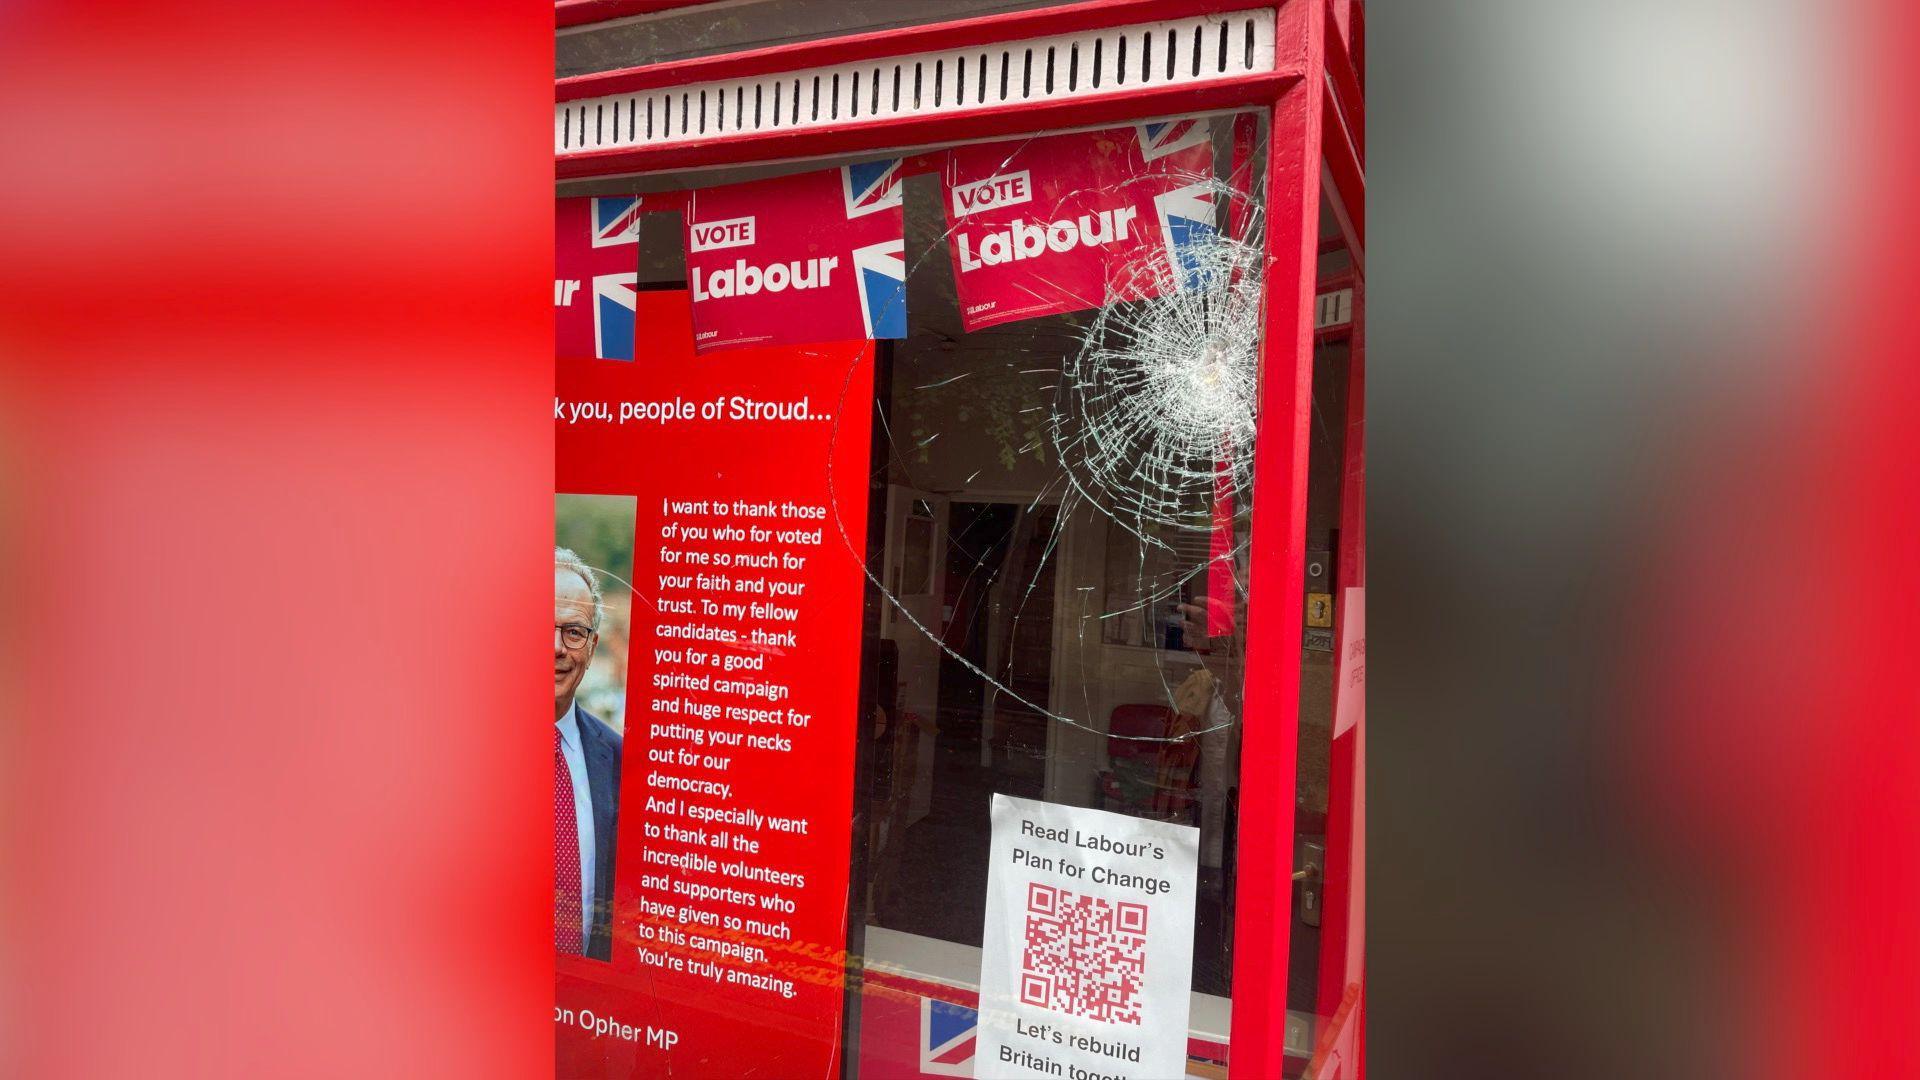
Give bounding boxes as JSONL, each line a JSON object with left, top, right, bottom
{"left": 976, "top": 795, "right": 1200, "bottom": 1080}
{"left": 940, "top": 118, "right": 1219, "bottom": 332}
{"left": 555, "top": 290, "right": 874, "bottom": 1076}
{"left": 683, "top": 159, "right": 907, "bottom": 354}
{"left": 556, "top": 195, "right": 643, "bottom": 361}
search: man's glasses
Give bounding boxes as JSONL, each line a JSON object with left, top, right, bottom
{"left": 555, "top": 623, "right": 595, "bottom": 652}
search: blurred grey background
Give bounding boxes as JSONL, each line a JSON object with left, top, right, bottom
{"left": 1370, "top": 2, "right": 1825, "bottom": 1077}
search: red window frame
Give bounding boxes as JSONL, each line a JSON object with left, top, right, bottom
{"left": 555, "top": 3, "right": 1365, "bottom": 1076}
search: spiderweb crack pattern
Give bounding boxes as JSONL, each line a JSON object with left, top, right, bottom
{"left": 828, "top": 144, "right": 1266, "bottom": 744}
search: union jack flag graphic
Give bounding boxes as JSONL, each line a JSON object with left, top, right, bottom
{"left": 842, "top": 158, "right": 904, "bottom": 219}
{"left": 557, "top": 195, "right": 641, "bottom": 361}
{"left": 918, "top": 996, "right": 977, "bottom": 1076}
{"left": 590, "top": 273, "right": 637, "bottom": 362}
{"left": 1153, "top": 180, "right": 1219, "bottom": 290}
{"left": 852, "top": 238, "right": 907, "bottom": 339}
{"left": 1136, "top": 117, "right": 1212, "bottom": 162}
{"left": 590, "top": 195, "right": 643, "bottom": 247}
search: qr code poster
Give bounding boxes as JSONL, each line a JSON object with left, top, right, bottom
{"left": 976, "top": 794, "right": 1199, "bottom": 1080}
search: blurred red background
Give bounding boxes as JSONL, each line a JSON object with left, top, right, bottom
{"left": 1635, "top": 3, "right": 1919, "bottom": 1077}
{"left": 0, "top": 2, "right": 551, "bottom": 1076}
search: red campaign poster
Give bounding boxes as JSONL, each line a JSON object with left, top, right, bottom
{"left": 556, "top": 195, "right": 643, "bottom": 361}
{"left": 683, "top": 160, "right": 906, "bottom": 354}
{"left": 940, "top": 117, "right": 1218, "bottom": 331}
{"left": 555, "top": 290, "right": 874, "bottom": 1077}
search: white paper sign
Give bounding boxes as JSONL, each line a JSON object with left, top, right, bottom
{"left": 1332, "top": 586, "right": 1365, "bottom": 738}
{"left": 977, "top": 794, "right": 1199, "bottom": 1080}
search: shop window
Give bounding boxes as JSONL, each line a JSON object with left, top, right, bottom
{"left": 557, "top": 106, "right": 1289, "bottom": 1078}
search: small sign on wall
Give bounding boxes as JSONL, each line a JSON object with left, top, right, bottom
{"left": 1306, "top": 591, "right": 1335, "bottom": 628}
{"left": 977, "top": 795, "right": 1199, "bottom": 1080}
{"left": 1315, "top": 286, "right": 1354, "bottom": 329}
{"left": 1334, "top": 586, "right": 1365, "bottom": 738}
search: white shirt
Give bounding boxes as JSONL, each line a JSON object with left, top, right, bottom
{"left": 556, "top": 701, "right": 596, "bottom": 953}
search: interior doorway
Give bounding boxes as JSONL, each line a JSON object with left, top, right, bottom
{"left": 872, "top": 495, "right": 1061, "bottom": 942}
{"left": 936, "top": 499, "right": 1060, "bottom": 787}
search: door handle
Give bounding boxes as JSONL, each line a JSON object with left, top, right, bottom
{"left": 1296, "top": 840, "right": 1325, "bottom": 927}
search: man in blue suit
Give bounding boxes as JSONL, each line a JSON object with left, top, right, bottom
{"left": 554, "top": 547, "right": 622, "bottom": 961}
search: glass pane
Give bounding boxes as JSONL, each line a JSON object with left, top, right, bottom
{"left": 846, "top": 113, "right": 1269, "bottom": 1075}
{"left": 1286, "top": 190, "right": 1364, "bottom": 1070}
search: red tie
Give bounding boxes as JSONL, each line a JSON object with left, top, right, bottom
{"left": 554, "top": 725, "right": 584, "bottom": 955}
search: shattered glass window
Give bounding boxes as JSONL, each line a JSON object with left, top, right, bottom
{"left": 559, "top": 107, "right": 1283, "bottom": 1074}
{"left": 850, "top": 114, "right": 1269, "bottom": 1043}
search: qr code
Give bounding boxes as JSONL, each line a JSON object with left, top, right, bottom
{"left": 1018, "top": 883, "right": 1147, "bottom": 1025}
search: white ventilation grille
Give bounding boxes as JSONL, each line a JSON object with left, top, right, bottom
{"left": 556, "top": 8, "right": 1275, "bottom": 156}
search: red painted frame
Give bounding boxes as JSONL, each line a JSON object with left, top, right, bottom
{"left": 555, "top": 0, "right": 1307, "bottom": 179}
{"left": 1229, "top": 4, "right": 1322, "bottom": 1075}
{"left": 555, "top": 2, "right": 1364, "bottom": 1076}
